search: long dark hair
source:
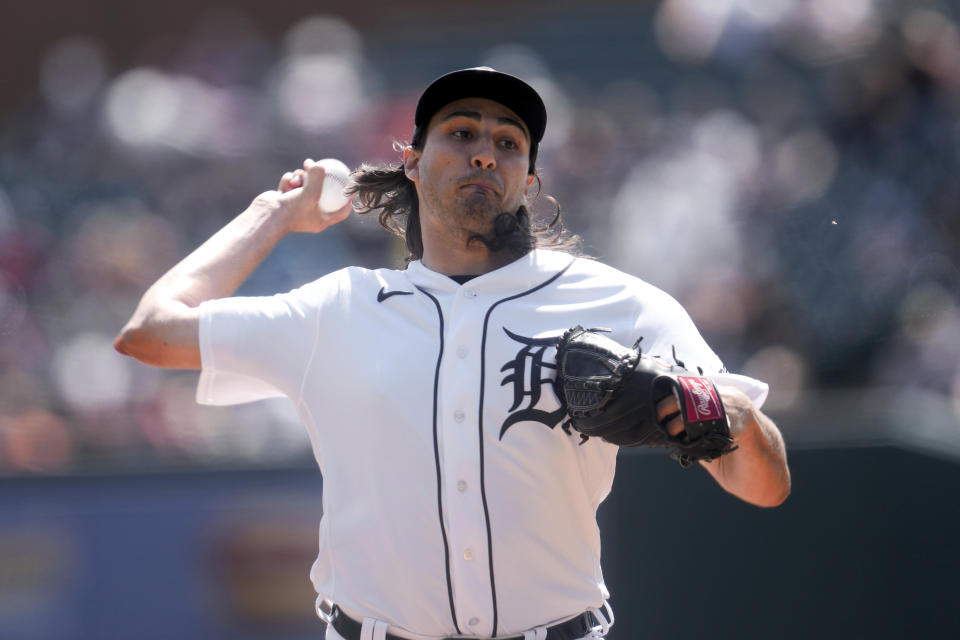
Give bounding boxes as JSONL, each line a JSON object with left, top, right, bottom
{"left": 346, "top": 130, "right": 579, "bottom": 263}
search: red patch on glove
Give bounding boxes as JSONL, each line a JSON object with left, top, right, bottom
{"left": 678, "top": 376, "right": 723, "bottom": 422}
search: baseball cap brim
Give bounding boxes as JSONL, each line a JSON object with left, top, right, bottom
{"left": 414, "top": 67, "right": 547, "bottom": 143}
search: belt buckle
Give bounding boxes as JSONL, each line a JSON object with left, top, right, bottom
{"left": 315, "top": 596, "right": 336, "bottom": 624}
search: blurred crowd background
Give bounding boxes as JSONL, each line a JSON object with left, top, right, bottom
{"left": 2, "top": 2, "right": 960, "bottom": 638}
{"left": 1, "top": 0, "right": 959, "bottom": 474}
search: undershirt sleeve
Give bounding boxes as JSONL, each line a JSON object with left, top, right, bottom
{"left": 195, "top": 274, "right": 340, "bottom": 406}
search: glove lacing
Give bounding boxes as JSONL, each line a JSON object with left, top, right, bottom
{"left": 581, "top": 601, "right": 614, "bottom": 639}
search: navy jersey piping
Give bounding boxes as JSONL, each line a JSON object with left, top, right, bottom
{"left": 416, "top": 286, "right": 462, "bottom": 635}
{"left": 476, "top": 257, "right": 576, "bottom": 637}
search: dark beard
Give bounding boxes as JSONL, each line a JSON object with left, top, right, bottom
{"left": 465, "top": 206, "right": 535, "bottom": 259}
{"left": 455, "top": 188, "right": 501, "bottom": 219}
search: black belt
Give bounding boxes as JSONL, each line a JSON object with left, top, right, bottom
{"left": 330, "top": 606, "right": 595, "bottom": 640}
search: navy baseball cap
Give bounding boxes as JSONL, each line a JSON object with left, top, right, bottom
{"left": 414, "top": 67, "right": 547, "bottom": 144}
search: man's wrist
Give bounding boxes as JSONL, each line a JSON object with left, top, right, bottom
{"left": 247, "top": 192, "right": 299, "bottom": 235}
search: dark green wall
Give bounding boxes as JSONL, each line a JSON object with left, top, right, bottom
{"left": 600, "top": 447, "right": 960, "bottom": 639}
{"left": 1, "top": 446, "right": 956, "bottom": 639}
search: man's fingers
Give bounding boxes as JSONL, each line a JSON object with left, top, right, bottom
{"left": 278, "top": 170, "right": 305, "bottom": 193}
{"left": 302, "top": 160, "right": 327, "bottom": 195}
{"left": 663, "top": 415, "right": 684, "bottom": 438}
{"left": 656, "top": 394, "right": 680, "bottom": 423}
{"left": 657, "top": 393, "right": 684, "bottom": 437}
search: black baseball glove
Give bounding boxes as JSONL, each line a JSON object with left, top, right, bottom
{"left": 555, "top": 326, "right": 737, "bottom": 467}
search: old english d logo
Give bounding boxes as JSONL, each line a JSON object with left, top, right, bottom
{"left": 498, "top": 328, "right": 566, "bottom": 439}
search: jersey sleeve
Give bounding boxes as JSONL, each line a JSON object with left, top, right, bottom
{"left": 195, "top": 273, "right": 341, "bottom": 406}
{"left": 633, "top": 284, "right": 769, "bottom": 409}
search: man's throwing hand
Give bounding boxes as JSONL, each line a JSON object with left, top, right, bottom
{"left": 267, "top": 158, "right": 353, "bottom": 233}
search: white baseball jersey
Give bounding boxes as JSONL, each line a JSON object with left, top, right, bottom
{"left": 196, "top": 249, "right": 767, "bottom": 639}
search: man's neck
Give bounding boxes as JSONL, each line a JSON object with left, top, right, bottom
{"left": 419, "top": 220, "right": 522, "bottom": 276}
{"left": 420, "top": 243, "right": 518, "bottom": 276}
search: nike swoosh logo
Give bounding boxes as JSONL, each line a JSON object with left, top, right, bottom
{"left": 377, "top": 287, "right": 414, "bottom": 303}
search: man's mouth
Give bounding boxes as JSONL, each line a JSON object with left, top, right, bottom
{"left": 460, "top": 181, "right": 501, "bottom": 196}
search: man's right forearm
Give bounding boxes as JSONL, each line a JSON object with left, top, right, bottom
{"left": 115, "top": 196, "right": 294, "bottom": 368}
{"left": 154, "top": 196, "right": 293, "bottom": 306}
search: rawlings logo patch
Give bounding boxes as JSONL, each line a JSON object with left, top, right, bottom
{"left": 678, "top": 376, "right": 723, "bottom": 422}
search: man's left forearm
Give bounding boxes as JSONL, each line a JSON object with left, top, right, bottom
{"left": 702, "top": 388, "right": 791, "bottom": 507}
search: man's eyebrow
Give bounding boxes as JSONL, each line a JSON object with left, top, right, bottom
{"left": 440, "top": 110, "right": 529, "bottom": 138}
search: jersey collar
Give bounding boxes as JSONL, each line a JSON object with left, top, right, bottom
{"left": 405, "top": 249, "right": 576, "bottom": 296}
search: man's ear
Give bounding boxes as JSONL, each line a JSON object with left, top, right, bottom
{"left": 525, "top": 173, "right": 535, "bottom": 197}
{"left": 403, "top": 147, "right": 420, "bottom": 183}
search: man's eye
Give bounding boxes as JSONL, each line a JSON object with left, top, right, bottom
{"left": 500, "top": 139, "right": 519, "bottom": 150}
{"left": 452, "top": 129, "right": 472, "bottom": 140}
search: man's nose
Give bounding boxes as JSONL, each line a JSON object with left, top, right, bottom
{"left": 471, "top": 139, "right": 496, "bottom": 171}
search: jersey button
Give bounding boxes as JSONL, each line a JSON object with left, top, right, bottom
{"left": 463, "top": 549, "right": 474, "bottom": 561}
{"left": 456, "top": 346, "right": 469, "bottom": 358}
{"left": 464, "top": 290, "right": 477, "bottom": 298}
{"left": 457, "top": 480, "right": 468, "bottom": 492}
{"left": 453, "top": 409, "right": 465, "bottom": 423}
{"left": 468, "top": 617, "right": 480, "bottom": 627}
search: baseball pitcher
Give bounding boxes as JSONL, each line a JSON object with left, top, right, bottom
{"left": 116, "top": 68, "right": 790, "bottom": 640}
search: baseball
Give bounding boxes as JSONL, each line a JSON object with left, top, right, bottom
{"left": 317, "top": 158, "right": 351, "bottom": 212}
